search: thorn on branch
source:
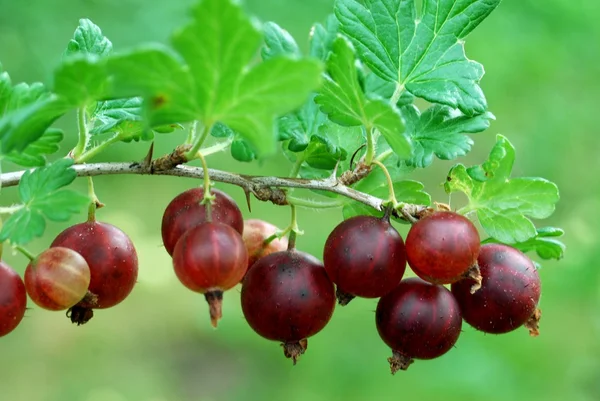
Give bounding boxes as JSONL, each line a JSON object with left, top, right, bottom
{"left": 151, "top": 144, "right": 192, "bottom": 172}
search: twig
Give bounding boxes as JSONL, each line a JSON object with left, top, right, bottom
{"left": 0, "top": 162, "right": 430, "bottom": 219}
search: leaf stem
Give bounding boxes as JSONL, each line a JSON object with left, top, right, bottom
{"left": 0, "top": 204, "right": 24, "bottom": 214}
{"left": 14, "top": 245, "right": 35, "bottom": 261}
{"left": 285, "top": 204, "right": 300, "bottom": 250}
{"left": 390, "top": 83, "right": 405, "bottom": 106}
{"left": 198, "top": 139, "right": 233, "bottom": 158}
{"left": 197, "top": 152, "right": 215, "bottom": 222}
{"left": 76, "top": 134, "right": 122, "bottom": 163}
{"left": 375, "top": 149, "right": 394, "bottom": 163}
{"left": 186, "top": 120, "right": 198, "bottom": 144}
{"left": 72, "top": 107, "right": 89, "bottom": 160}
{"left": 365, "top": 126, "right": 376, "bottom": 165}
{"left": 87, "top": 177, "right": 101, "bottom": 222}
{"left": 286, "top": 196, "right": 342, "bottom": 209}
{"left": 185, "top": 122, "right": 210, "bottom": 160}
{"left": 289, "top": 155, "right": 305, "bottom": 178}
{"left": 371, "top": 159, "right": 398, "bottom": 207}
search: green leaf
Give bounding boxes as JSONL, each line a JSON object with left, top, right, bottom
{"left": 445, "top": 135, "right": 560, "bottom": 243}
{"left": 231, "top": 139, "right": 256, "bottom": 162}
{"left": 210, "top": 122, "right": 235, "bottom": 138}
{"left": 304, "top": 135, "right": 347, "bottom": 170}
{"left": 0, "top": 94, "right": 70, "bottom": 153}
{"left": 53, "top": 54, "right": 109, "bottom": 106}
{"left": 88, "top": 97, "right": 153, "bottom": 142}
{"left": 278, "top": 95, "right": 326, "bottom": 152}
{"left": 402, "top": 104, "right": 495, "bottom": 168}
{"left": 0, "top": 209, "right": 46, "bottom": 246}
{"left": 309, "top": 15, "right": 340, "bottom": 61}
{"left": 2, "top": 128, "right": 63, "bottom": 167}
{"left": 364, "top": 73, "right": 414, "bottom": 106}
{"left": 335, "top": 0, "right": 500, "bottom": 115}
{"left": 482, "top": 227, "right": 566, "bottom": 262}
{"left": 262, "top": 22, "right": 301, "bottom": 60}
{"left": 65, "top": 18, "right": 113, "bottom": 57}
{"left": 0, "top": 159, "right": 89, "bottom": 245}
{"left": 315, "top": 36, "right": 411, "bottom": 158}
{"left": 171, "top": 0, "right": 323, "bottom": 156}
{"left": 0, "top": 66, "right": 13, "bottom": 114}
{"left": 106, "top": 45, "right": 199, "bottom": 126}
{"left": 0, "top": 68, "right": 68, "bottom": 156}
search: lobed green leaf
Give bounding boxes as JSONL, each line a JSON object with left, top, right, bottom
{"left": 445, "top": 135, "right": 560, "bottom": 243}
{"left": 402, "top": 104, "right": 495, "bottom": 167}
{"left": 335, "top": 0, "right": 501, "bottom": 115}
{"left": 0, "top": 159, "right": 89, "bottom": 245}
{"left": 315, "top": 36, "right": 411, "bottom": 158}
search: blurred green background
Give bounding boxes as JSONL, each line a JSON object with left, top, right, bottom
{"left": 0, "top": 0, "right": 598, "bottom": 400}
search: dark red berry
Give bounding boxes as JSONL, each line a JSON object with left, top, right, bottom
{"left": 25, "top": 247, "right": 91, "bottom": 311}
{"left": 451, "top": 243, "right": 542, "bottom": 335}
{"left": 0, "top": 261, "right": 27, "bottom": 337}
{"left": 323, "top": 215, "right": 406, "bottom": 304}
{"left": 376, "top": 277, "right": 462, "bottom": 373}
{"left": 172, "top": 222, "right": 248, "bottom": 327}
{"left": 242, "top": 219, "right": 288, "bottom": 271}
{"left": 241, "top": 250, "right": 336, "bottom": 364}
{"left": 162, "top": 188, "right": 243, "bottom": 256}
{"left": 51, "top": 221, "right": 138, "bottom": 325}
{"left": 406, "top": 211, "right": 480, "bottom": 284}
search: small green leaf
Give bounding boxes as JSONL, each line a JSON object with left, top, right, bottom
{"left": 262, "top": 22, "right": 301, "bottom": 60}
{"left": 309, "top": 15, "right": 339, "bottom": 61}
{"left": 0, "top": 69, "right": 68, "bottom": 156}
{"left": 278, "top": 95, "right": 326, "bottom": 152}
{"left": 0, "top": 209, "right": 46, "bottom": 246}
{"left": 304, "top": 135, "right": 346, "bottom": 170}
{"left": 89, "top": 97, "right": 153, "bottom": 142}
{"left": 54, "top": 54, "right": 109, "bottom": 106}
{"left": 403, "top": 104, "right": 495, "bottom": 168}
{"left": 231, "top": 139, "right": 256, "bottom": 162}
{"left": 335, "top": 0, "right": 500, "bottom": 115}
{"left": 445, "top": 135, "right": 560, "bottom": 243}
{"left": 0, "top": 94, "right": 70, "bottom": 153}
{"left": 0, "top": 159, "right": 89, "bottom": 245}
{"left": 315, "top": 36, "right": 411, "bottom": 158}
{"left": 210, "top": 122, "right": 235, "bottom": 138}
{"left": 65, "top": 19, "right": 113, "bottom": 57}
{"left": 483, "top": 227, "right": 566, "bottom": 262}
{"left": 3, "top": 128, "right": 63, "bottom": 167}
{"left": 106, "top": 45, "right": 198, "bottom": 126}
{"left": 171, "top": 0, "right": 323, "bottom": 156}
{"left": 0, "top": 67, "right": 13, "bottom": 114}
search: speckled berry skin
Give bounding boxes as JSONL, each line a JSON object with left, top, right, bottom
{"left": 451, "top": 244, "right": 541, "bottom": 334}
{"left": 406, "top": 211, "right": 480, "bottom": 284}
{"left": 162, "top": 188, "right": 243, "bottom": 256}
{"left": 51, "top": 221, "right": 138, "bottom": 309}
{"left": 0, "top": 261, "right": 27, "bottom": 337}
{"left": 25, "top": 247, "right": 91, "bottom": 311}
{"left": 172, "top": 222, "right": 248, "bottom": 293}
{"left": 241, "top": 250, "right": 335, "bottom": 343}
{"left": 376, "top": 277, "right": 462, "bottom": 361}
{"left": 323, "top": 215, "right": 406, "bottom": 298}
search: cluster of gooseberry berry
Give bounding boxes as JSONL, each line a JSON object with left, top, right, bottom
{"left": 0, "top": 212, "right": 139, "bottom": 332}
{"left": 0, "top": 186, "right": 542, "bottom": 373}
